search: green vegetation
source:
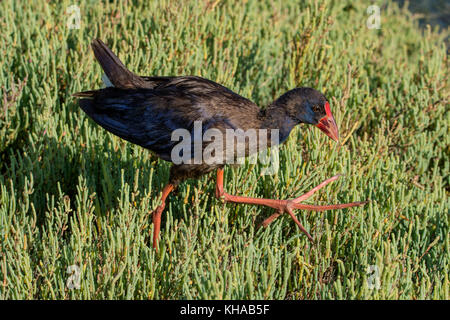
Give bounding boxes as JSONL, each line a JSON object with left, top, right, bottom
{"left": 0, "top": 0, "right": 448, "bottom": 299}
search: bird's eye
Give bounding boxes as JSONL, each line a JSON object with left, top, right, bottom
{"left": 312, "top": 105, "right": 321, "bottom": 113}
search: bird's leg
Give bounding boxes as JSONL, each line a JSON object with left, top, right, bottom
{"left": 152, "top": 183, "right": 175, "bottom": 250}
{"left": 215, "top": 169, "right": 367, "bottom": 241}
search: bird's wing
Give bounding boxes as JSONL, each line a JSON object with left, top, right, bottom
{"left": 74, "top": 85, "right": 257, "bottom": 162}
{"left": 139, "top": 75, "right": 231, "bottom": 92}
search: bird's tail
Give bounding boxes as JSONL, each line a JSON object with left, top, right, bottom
{"left": 91, "top": 39, "right": 146, "bottom": 89}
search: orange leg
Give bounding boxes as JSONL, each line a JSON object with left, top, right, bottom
{"left": 215, "top": 169, "right": 367, "bottom": 241}
{"left": 152, "top": 183, "right": 174, "bottom": 250}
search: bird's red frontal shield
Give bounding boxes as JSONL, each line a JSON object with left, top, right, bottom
{"left": 316, "top": 102, "right": 339, "bottom": 142}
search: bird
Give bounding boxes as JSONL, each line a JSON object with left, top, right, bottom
{"left": 73, "top": 39, "right": 367, "bottom": 249}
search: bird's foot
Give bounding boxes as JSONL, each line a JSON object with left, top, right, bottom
{"left": 220, "top": 174, "right": 368, "bottom": 242}
{"left": 261, "top": 175, "right": 368, "bottom": 241}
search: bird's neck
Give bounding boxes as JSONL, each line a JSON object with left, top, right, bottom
{"left": 259, "top": 103, "right": 298, "bottom": 145}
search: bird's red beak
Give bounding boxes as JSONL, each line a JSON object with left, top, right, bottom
{"left": 316, "top": 101, "right": 339, "bottom": 142}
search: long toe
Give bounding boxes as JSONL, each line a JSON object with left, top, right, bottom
{"left": 291, "top": 200, "right": 368, "bottom": 211}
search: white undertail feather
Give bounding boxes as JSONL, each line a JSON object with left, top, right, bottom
{"left": 102, "top": 73, "right": 113, "bottom": 87}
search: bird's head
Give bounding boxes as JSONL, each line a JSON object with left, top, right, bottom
{"left": 272, "top": 87, "right": 339, "bottom": 142}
